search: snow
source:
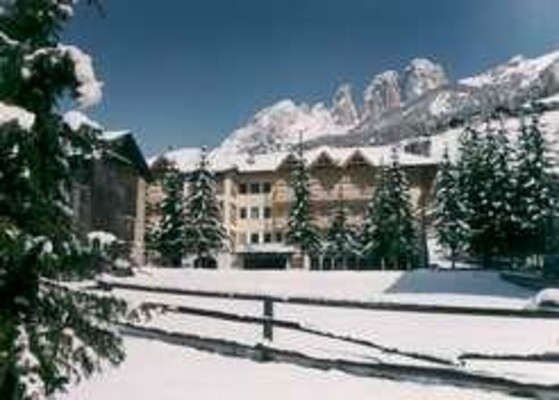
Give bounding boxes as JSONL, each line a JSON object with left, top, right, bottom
{"left": 0, "top": 101, "right": 35, "bottom": 131}
{"left": 531, "top": 288, "right": 559, "bottom": 309}
{"left": 154, "top": 144, "right": 435, "bottom": 174}
{"left": 61, "top": 45, "right": 103, "bottom": 108}
{"left": 59, "top": 336, "right": 517, "bottom": 400}
{"left": 87, "top": 231, "right": 118, "bottom": 247}
{"left": 63, "top": 110, "right": 102, "bottom": 132}
{"left": 106, "top": 268, "right": 532, "bottom": 307}
{"left": 460, "top": 51, "right": 559, "bottom": 88}
{"left": 102, "top": 130, "right": 130, "bottom": 141}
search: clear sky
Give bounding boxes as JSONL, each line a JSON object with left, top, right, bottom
{"left": 65, "top": 0, "right": 559, "bottom": 156}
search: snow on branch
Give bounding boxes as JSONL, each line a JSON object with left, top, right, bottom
{"left": 25, "top": 44, "right": 103, "bottom": 109}
{"left": 61, "top": 45, "right": 103, "bottom": 108}
{"left": 0, "top": 101, "right": 35, "bottom": 131}
{"left": 15, "top": 324, "right": 47, "bottom": 400}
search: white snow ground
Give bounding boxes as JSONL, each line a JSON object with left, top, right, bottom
{"left": 95, "top": 269, "right": 559, "bottom": 386}
{"left": 103, "top": 268, "right": 534, "bottom": 309}
{"left": 59, "top": 336, "right": 517, "bottom": 400}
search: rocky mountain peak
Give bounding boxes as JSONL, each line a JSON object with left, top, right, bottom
{"left": 403, "top": 58, "right": 448, "bottom": 102}
{"left": 363, "top": 70, "right": 401, "bottom": 122}
{"left": 331, "top": 84, "right": 359, "bottom": 127}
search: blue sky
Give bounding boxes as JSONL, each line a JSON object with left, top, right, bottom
{"left": 65, "top": 0, "right": 559, "bottom": 156}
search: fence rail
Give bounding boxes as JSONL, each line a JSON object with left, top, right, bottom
{"left": 99, "top": 279, "right": 559, "bottom": 319}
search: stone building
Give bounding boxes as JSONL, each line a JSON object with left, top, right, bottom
{"left": 147, "top": 145, "right": 437, "bottom": 270}
{"left": 73, "top": 131, "right": 150, "bottom": 265}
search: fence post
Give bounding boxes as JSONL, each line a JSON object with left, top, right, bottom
{"left": 263, "top": 298, "right": 274, "bottom": 341}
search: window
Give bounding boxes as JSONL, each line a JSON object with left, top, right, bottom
{"left": 263, "top": 232, "right": 272, "bottom": 243}
{"left": 250, "top": 233, "right": 260, "bottom": 244}
{"left": 250, "top": 207, "right": 260, "bottom": 219}
{"left": 239, "top": 183, "right": 247, "bottom": 194}
{"left": 250, "top": 183, "right": 261, "bottom": 194}
{"left": 275, "top": 232, "right": 283, "bottom": 243}
{"left": 239, "top": 207, "right": 247, "bottom": 219}
{"left": 263, "top": 182, "right": 271, "bottom": 193}
{"left": 263, "top": 206, "right": 272, "bottom": 219}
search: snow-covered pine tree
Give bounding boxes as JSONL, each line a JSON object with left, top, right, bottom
{"left": 456, "top": 123, "right": 489, "bottom": 263}
{"left": 183, "top": 147, "right": 225, "bottom": 267}
{"left": 433, "top": 146, "right": 468, "bottom": 268}
{"left": 513, "top": 107, "right": 555, "bottom": 261}
{"left": 285, "top": 137, "right": 321, "bottom": 268}
{"left": 480, "top": 116, "right": 516, "bottom": 259}
{"left": 322, "top": 198, "right": 360, "bottom": 269}
{"left": 154, "top": 162, "right": 186, "bottom": 267}
{"left": 362, "top": 149, "right": 417, "bottom": 269}
{"left": 0, "top": 1, "right": 131, "bottom": 398}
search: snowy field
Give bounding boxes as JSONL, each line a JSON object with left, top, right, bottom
{"left": 103, "top": 268, "right": 535, "bottom": 309}
{"left": 59, "top": 336, "right": 521, "bottom": 400}
{"left": 88, "top": 269, "right": 559, "bottom": 389}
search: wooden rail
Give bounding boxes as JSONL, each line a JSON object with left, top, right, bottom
{"left": 99, "top": 279, "right": 559, "bottom": 319}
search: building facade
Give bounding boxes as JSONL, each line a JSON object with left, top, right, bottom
{"left": 146, "top": 145, "right": 437, "bottom": 270}
{"left": 73, "top": 131, "right": 151, "bottom": 265}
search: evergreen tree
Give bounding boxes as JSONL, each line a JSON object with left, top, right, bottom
{"left": 362, "top": 149, "right": 417, "bottom": 269}
{"left": 480, "top": 117, "right": 516, "bottom": 258}
{"left": 513, "top": 108, "right": 555, "bottom": 260}
{"left": 433, "top": 147, "right": 468, "bottom": 268}
{"left": 183, "top": 147, "right": 225, "bottom": 267}
{"left": 323, "top": 198, "right": 360, "bottom": 269}
{"left": 285, "top": 139, "right": 321, "bottom": 266}
{"left": 456, "top": 124, "right": 489, "bottom": 262}
{"left": 0, "top": 1, "right": 131, "bottom": 398}
{"left": 154, "top": 163, "right": 185, "bottom": 267}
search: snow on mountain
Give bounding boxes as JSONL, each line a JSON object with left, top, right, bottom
{"left": 207, "top": 50, "right": 559, "bottom": 160}
{"left": 214, "top": 99, "right": 351, "bottom": 159}
{"left": 403, "top": 58, "right": 448, "bottom": 102}
{"left": 331, "top": 84, "right": 359, "bottom": 127}
{"left": 363, "top": 70, "right": 401, "bottom": 122}
{"left": 460, "top": 52, "right": 559, "bottom": 89}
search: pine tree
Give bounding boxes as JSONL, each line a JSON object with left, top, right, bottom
{"left": 285, "top": 138, "right": 321, "bottom": 267}
{"left": 480, "top": 117, "right": 516, "bottom": 259}
{"left": 513, "top": 107, "right": 555, "bottom": 261}
{"left": 456, "top": 124, "right": 490, "bottom": 263}
{"left": 183, "top": 147, "right": 225, "bottom": 267}
{"left": 154, "top": 163, "right": 185, "bottom": 267}
{"left": 362, "top": 149, "right": 417, "bottom": 269}
{"left": 323, "top": 198, "right": 360, "bottom": 269}
{"left": 433, "top": 147, "right": 468, "bottom": 268}
{"left": 0, "top": 1, "right": 131, "bottom": 398}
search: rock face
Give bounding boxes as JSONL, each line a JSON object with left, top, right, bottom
{"left": 403, "top": 58, "right": 448, "bottom": 102}
{"left": 330, "top": 84, "right": 359, "bottom": 127}
{"left": 211, "top": 50, "right": 559, "bottom": 158}
{"left": 363, "top": 70, "right": 401, "bottom": 122}
{"left": 213, "top": 98, "right": 351, "bottom": 159}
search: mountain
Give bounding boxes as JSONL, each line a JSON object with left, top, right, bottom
{"left": 212, "top": 50, "right": 559, "bottom": 157}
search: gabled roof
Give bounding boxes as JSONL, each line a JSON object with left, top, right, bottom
{"left": 150, "top": 144, "right": 437, "bottom": 174}
{"left": 103, "top": 131, "right": 151, "bottom": 180}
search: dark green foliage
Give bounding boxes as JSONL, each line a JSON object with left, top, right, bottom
{"left": 154, "top": 164, "right": 186, "bottom": 266}
{"left": 513, "top": 109, "right": 555, "bottom": 258}
{"left": 0, "top": 2, "right": 130, "bottom": 398}
{"left": 362, "top": 149, "right": 418, "bottom": 269}
{"left": 286, "top": 143, "right": 321, "bottom": 258}
{"left": 433, "top": 147, "right": 468, "bottom": 268}
{"left": 323, "top": 199, "right": 360, "bottom": 269}
{"left": 183, "top": 147, "right": 225, "bottom": 264}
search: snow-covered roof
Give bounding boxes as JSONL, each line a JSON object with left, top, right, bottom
{"left": 63, "top": 110, "right": 102, "bottom": 132}
{"left": 151, "top": 144, "right": 437, "bottom": 174}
